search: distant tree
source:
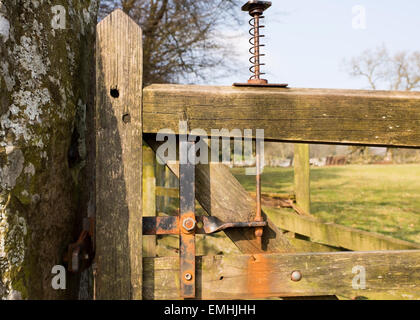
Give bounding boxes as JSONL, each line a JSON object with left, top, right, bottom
{"left": 344, "top": 45, "right": 420, "bottom": 162}
{"left": 344, "top": 45, "right": 420, "bottom": 91}
{"left": 99, "top": 0, "right": 242, "bottom": 84}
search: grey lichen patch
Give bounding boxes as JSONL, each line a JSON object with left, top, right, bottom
{"left": 15, "top": 36, "right": 49, "bottom": 79}
{"left": 0, "top": 87, "right": 51, "bottom": 147}
{"left": 0, "top": 149, "right": 24, "bottom": 190}
{"left": 0, "top": 3, "right": 10, "bottom": 43}
{"left": 0, "top": 194, "right": 27, "bottom": 299}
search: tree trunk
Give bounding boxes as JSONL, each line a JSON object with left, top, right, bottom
{"left": 0, "top": 1, "right": 98, "bottom": 299}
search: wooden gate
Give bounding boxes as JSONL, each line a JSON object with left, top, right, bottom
{"left": 94, "top": 10, "right": 420, "bottom": 300}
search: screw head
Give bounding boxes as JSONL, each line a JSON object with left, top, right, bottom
{"left": 182, "top": 217, "right": 196, "bottom": 232}
{"left": 184, "top": 273, "right": 193, "bottom": 281}
{"left": 291, "top": 270, "right": 302, "bottom": 282}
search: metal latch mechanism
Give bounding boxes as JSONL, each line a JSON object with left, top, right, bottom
{"left": 143, "top": 139, "right": 267, "bottom": 299}
{"left": 143, "top": 215, "right": 267, "bottom": 236}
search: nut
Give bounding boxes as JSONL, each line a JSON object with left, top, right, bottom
{"left": 184, "top": 273, "right": 193, "bottom": 281}
{"left": 182, "top": 217, "right": 196, "bottom": 232}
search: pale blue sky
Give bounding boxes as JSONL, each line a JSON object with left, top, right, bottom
{"left": 214, "top": 0, "right": 420, "bottom": 89}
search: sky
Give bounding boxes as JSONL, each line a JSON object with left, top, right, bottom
{"left": 213, "top": 0, "right": 420, "bottom": 89}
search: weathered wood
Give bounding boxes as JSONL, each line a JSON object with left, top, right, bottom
{"left": 258, "top": 192, "right": 296, "bottom": 201}
{"left": 155, "top": 186, "right": 179, "bottom": 198}
{"left": 143, "top": 250, "right": 420, "bottom": 300}
{"left": 143, "top": 144, "right": 156, "bottom": 257}
{"left": 144, "top": 136, "right": 295, "bottom": 254}
{"left": 143, "top": 85, "right": 420, "bottom": 148}
{"left": 264, "top": 207, "right": 420, "bottom": 251}
{"left": 294, "top": 144, "right": 311, "bottom": 214}
{"left": 288, "top": 238, "right": 341, "bottom": 253}
{"left": 95, "top": 9, "right": 143, "bottom": 299}
{"left": 164, "top": 166, "right": 171, "bottom": 207}
{"left": 154, "top": 233, "right": 336, "bottom": 258}
{"left": 156, "top": 188, "right": 296, "bottom": 202}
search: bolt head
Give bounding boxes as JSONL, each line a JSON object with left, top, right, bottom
{"left": 291, "top": 270, "right": 302, "bottom": 282}
{"left": 182, "top": 217, "right": 196, "bottom": 232}
{"left": 184, "top": 273, "right": 193, "bottom": 281}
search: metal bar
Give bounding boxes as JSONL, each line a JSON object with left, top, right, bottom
{"left": 254, "top": 139, "right": 263, "bottom": 247}
{"left": 179, "top": 139, "right": 196, "bottom": 298}
{"left": 143, "top": 216, "right": 179, "bottom": 235}
{"left": 142, "top": 216, "right": 267, "bottom": 235}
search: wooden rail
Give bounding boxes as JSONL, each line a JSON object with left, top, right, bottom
{"left": 143, "top": 84, "right": 420, "bottom": 148}
{"left": 265, "top": 207, "right": 420, "bottom": 251}
{"left": 143, "top": 250, "right": 420, "bottom": 300}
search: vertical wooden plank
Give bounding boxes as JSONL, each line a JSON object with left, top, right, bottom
{"left": 143, "top": 144, "right": 156, "bottom": 257}
{"left": 95, "top": 9, "right": 143, "bottom": 299}
{"left": 294, "top": 144, "right": 311, "bottom": 214}
{"left": 155, "top": 162, "right": 165, "bottom": 212}
{"left": 164, "top": 166, "right": 171, "bottom": 207}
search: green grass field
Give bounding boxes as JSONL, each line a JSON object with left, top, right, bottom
{"left": 232, "top": 164, "right": 420, "bottom": 244}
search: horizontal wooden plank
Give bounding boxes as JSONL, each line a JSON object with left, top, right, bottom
{"left": 155, "top": 186, "right": 179, "bottom": 198}
{"left": 143, "top": 250, "right": 420, "bottom": 300}
{"left": 155, "top": 186, "right": 295, "bottom": 202}
{"left": 143, "top": 84, "right": 420, "bottom": 147}
{"left": 288, "top": 238, "right": 341, "bottom": 253}
{"left": 264, "top": 207, "right": 420, "bottom": 251}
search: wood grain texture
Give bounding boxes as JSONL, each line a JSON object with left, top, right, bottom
{"left": 95, "top": 9, "right": 143, "bottom": 299}
{"left": 143, "top": 84, "right": 420, "bottom": 147}
{"left": 294, "top": 144, "right": 311, "bottom": 214}
{"left": 143, "top": 144, "right": 156, "bottom": 257}
{"left": 144, "top": 136, "right": 295, "bottom": 254}
{"left": 143, "top": 250, "right": 420, "bottom": 300}
{"left": 264, "top": 207, "right": 420, "bottom": 251}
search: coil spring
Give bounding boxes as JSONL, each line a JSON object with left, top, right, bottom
{"left": 248, "top": 15, "right": 265, "bottom": 80}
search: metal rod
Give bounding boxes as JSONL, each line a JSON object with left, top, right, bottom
{"left": 255, "top": 139, "right": 263, "bottom": 247}
{"left": 253, "top": 14, "right": 261, "bottom": 80}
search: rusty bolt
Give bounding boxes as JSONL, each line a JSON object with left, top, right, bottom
{"left": 182, "top": 217, "right": 196, "bottom": 232}
{"left": 184, "top": 273, "right": 193, "bottom": 281}
{"left": 291, "top": 270, "right": 302, "bottom": 282}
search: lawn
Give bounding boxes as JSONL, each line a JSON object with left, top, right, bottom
{"left": 231, "top": 164, "right": 420, "bottom": 244}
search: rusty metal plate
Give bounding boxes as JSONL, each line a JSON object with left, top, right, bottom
{"left": 179, "top": 139, "right": 196, "bottom": 298}
{"left": 143, "top": 216, "right": 179, "bottom": 235}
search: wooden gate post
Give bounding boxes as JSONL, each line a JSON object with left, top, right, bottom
{"left": 294, "top": 144, "right": 311, "bottom": 214}
{"left": 95, "top": 9, "right": 143, "bottom": 299}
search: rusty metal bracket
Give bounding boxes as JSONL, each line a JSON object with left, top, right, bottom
{"left": 143, "top": 216, "right": 267, "bottom": 235}
{"left": 64, "top": 217, "right": 95, "bottom": 273}
{"left": 179, "top": 139, "right": 196, "bottom": 298}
